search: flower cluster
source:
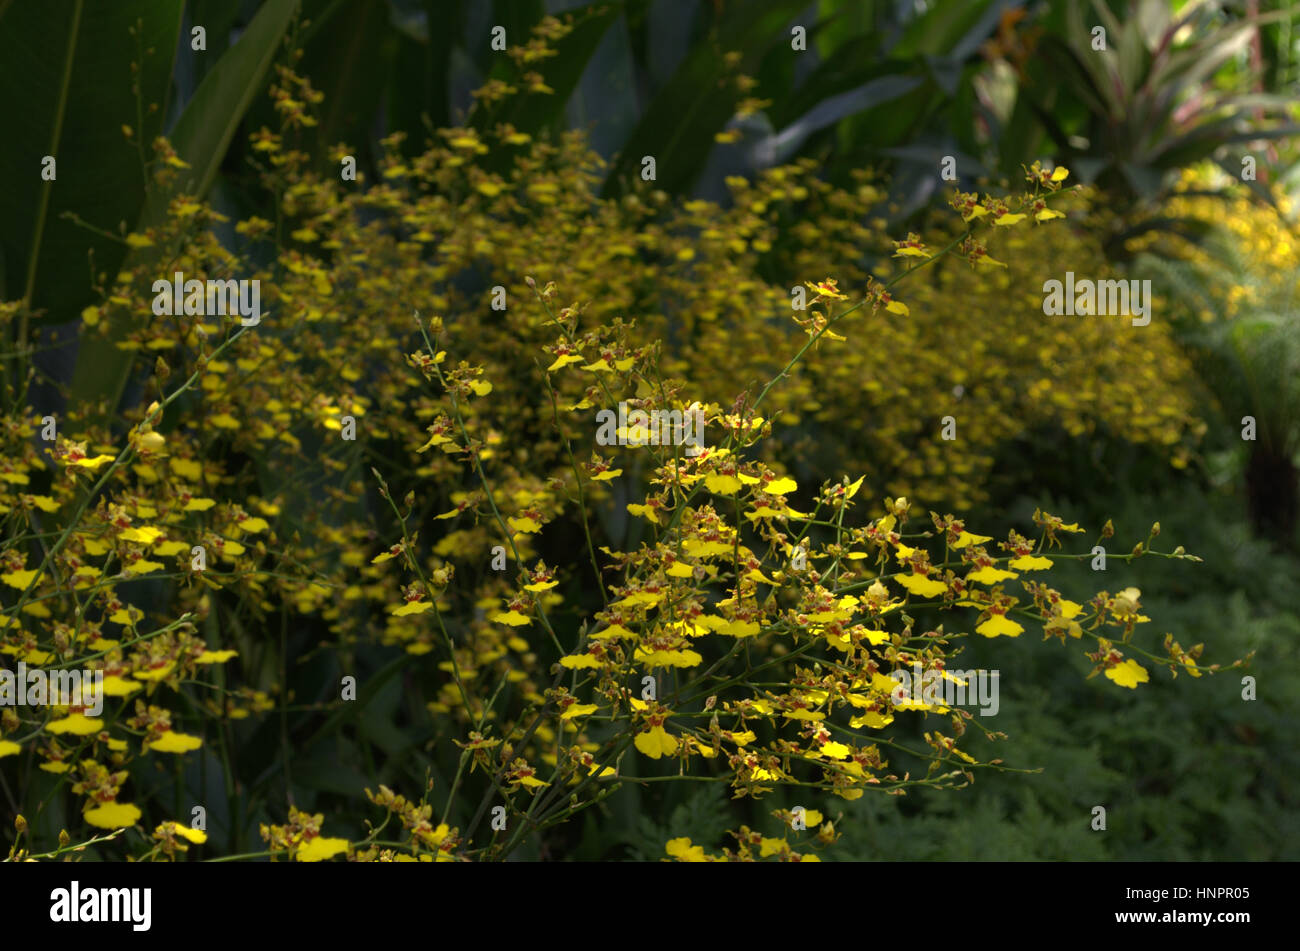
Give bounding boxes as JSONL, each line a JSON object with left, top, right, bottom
{"left": 0, "top": 21, "right": 1239, "bottom": 860}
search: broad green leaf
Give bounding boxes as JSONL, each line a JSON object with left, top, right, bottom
{"left": 475, "top": 0, "right": 545, "bottom": 76}
{"left": 295, "top": 0, "right": 396, "bottom": 166}
{"left": 69, "top": 0, "right": 298, "bottom": 419}
{"left": 769, "top": 74, "right": 926, "bottom": 164}
{"left": 601, "top": 0, "right": 810, "bottom": 198}
{"left": 0, "top": 0, "right": 183, "bottom": 328}
{"left": 472, "top": 1, "right": 624, "bottom": 138}
{"left": 891, "top": 0, "right": 998, "bottom": 58}
{"left": 387, "top": 0, "right": 465, "bottom": 142}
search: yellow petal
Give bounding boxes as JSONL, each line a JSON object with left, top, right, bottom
{"left": 897, "top": 574, "right": 947, "bottom": 598}
{"left": 1105, "top": 659, "right": 1149, "bottom": 689}
{"left": 1008, "top": 555, "right": 1053, "bottom": 570}
{"left": 966, "top": 566, "right": 1018, "bottom": 584}
{"left": 295, "top": 836, "right": 349, "bottom": 862}
{"left": 196, "top": 650, "right": 239, "bottom": 664}
{"left": 45, "top": 714, "right": 104, "bottom": 736}
{"left": 84, "top": 801, "right": 142, "bottom": 829}
{"left": 148, "top": 731, "right": 203, "bottom": 753}
{"left": 976, "top": 615, "right": 1023, "bottom": 638}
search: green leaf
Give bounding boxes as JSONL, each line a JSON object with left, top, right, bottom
{"left": 295, "top": 0, "right": 397, "bottom": 166}
{"left": 387, "top": 0, "right": 465, "bottom": 142}
{"left": 186, "top": 0, "right": 244, "bottom": 86}
{"left": 150, "top": 0, "right": 300, "bottom": 211}
{"left": 476, "top": 0, "right": 544, "bottom": 75}
{"left": 770, "top": 73, "right": 927, "bottom": 164}
{"left": 601, "top": 0, "right": 810, "bottom": 198}
{"left": 0, "top": 0, "right": 183, "bottom": 330}
{"left": 891, "top": 0, "right": 998, "bottom": 59}
{"left": 472, "top": 1, "right": 624, "bottom": 138}
{"left": 69, "top": 0, "right": 298, "bottom": 419}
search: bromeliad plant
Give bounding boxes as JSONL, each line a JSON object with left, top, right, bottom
{"left": 0, "top": 51, "right": 1241, "bottom": 862}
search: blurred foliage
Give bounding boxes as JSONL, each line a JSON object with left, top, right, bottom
{"left": 1132, "top": 169, "right": 1300, "bottom": 542}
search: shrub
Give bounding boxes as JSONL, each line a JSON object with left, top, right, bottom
{"left": 0, "top": 65, "right": 1240, "bottom": 862}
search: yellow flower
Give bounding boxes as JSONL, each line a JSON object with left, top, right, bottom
{"left": 507, "top": 515, "right": 543, "bottom": 534}
{"left": 120, "top": 526, "right": 163, "bottom": 544}
{"left": 892, "top": 234, "right": 929, "bottom": 258}
{"left": 124, "top": 558, "right": 164, "bottom": 575}
{"left": 84, "top": 801, "right": 142, "bottom": 829}
{"left": 157, "top": 821, "right": 207, "bottom": 844}
{"left": 1105, "top": 658, "right": 1149, "bottom": 689}
{"left": 806, "top": 278, "right": 849, "bottom": 301}
{"left": 45, "top": 714, "right": 104, "bottom": 736}
{"left": 977, "top": 614, "right": 1023, "bottom": 638}
{"left": 634, "top": 647, "right": 703, "bottom": 668}
{"left": 1009, "top": 555, "right": 1053, "bottom": 570}
{"left": 634, "top": 725, "right": 677, "bottom": 759}
{"left": 296, "top": 836, "right": 350, "bottom": 862}
{"left": 665, "top": 837, "right": 707, "bottom": 861}
{"left": 71, "top": 454, "right": 116, "bottom": 471}
{"left": 491, "top": 610, "right": 532, "bottom": 626}
{"left": 149, "top": 731, "right": 203, "bottom": 753}
{"left": 705, "top": 473, "right": 742, "bottom": 495}
{"left": 1, "top": 569, "right": 41, "bottom": 589}
{"left": 547, "top": 353, "right": 584, "bottom": 371}
{"left": 560, "top": 703, "right": 598, "bottom": 720}
{"left": 897, "top": 574, "right": 947, "bottom": 598}
{"left": 196, "top": 650, "right": 239, "bottom": 664}
{"left": 102, "top": 675, "right": 143, "bottom": 697}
